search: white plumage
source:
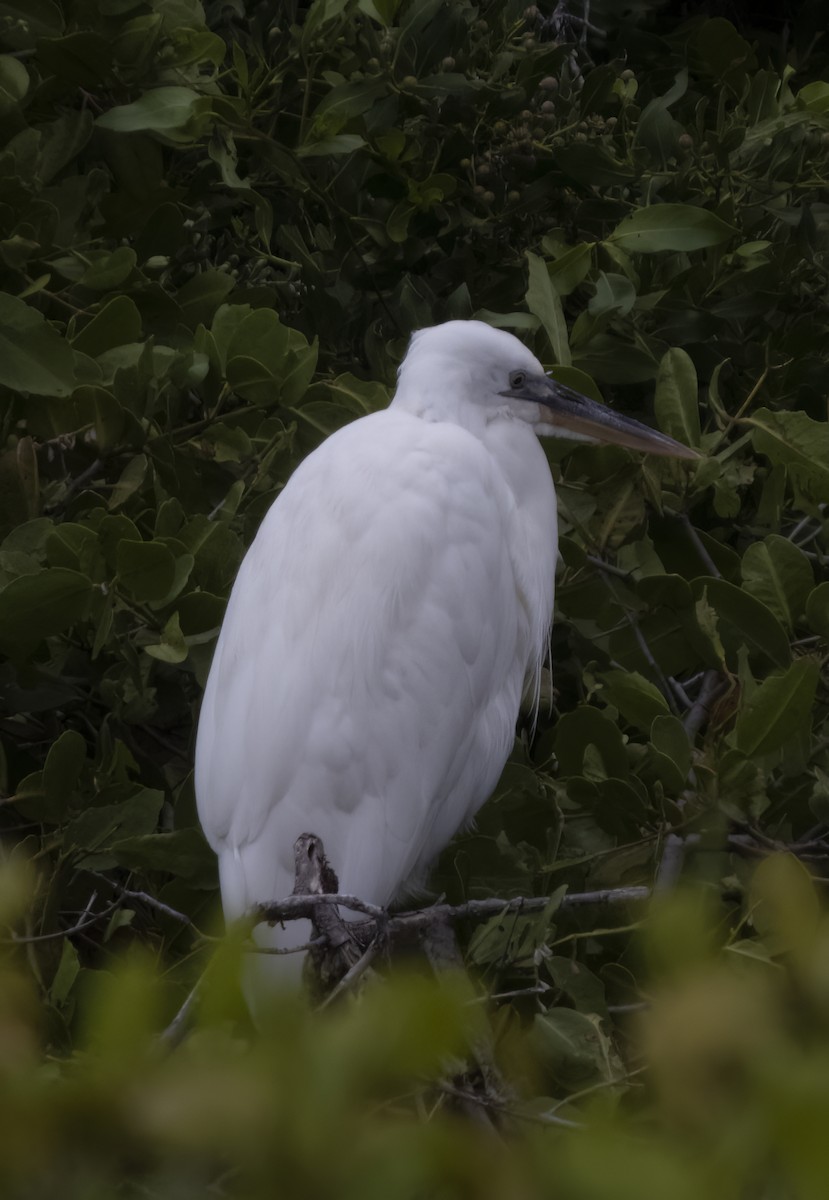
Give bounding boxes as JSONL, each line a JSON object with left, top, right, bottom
{"left": 195, "top": 320, "right": 693, "bottom": 1001}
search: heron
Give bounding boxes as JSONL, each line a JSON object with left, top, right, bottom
{"left": 195, "top": 319, "right": 696, "bottom": 1003}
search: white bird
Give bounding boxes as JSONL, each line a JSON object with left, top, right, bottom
{"left": 195, "top": 320, "right": 695, "bottom": 1005}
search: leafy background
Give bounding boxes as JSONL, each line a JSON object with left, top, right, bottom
{"left": 1, "top": 0, "right": 829, "bottom": 1195}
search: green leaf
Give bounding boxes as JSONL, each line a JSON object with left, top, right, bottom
{"left": 43, "top": 729, "right": 86, "bottom": 804}
{"left": 67, "top": 788, "right": 164, "bottom": 864}
{"left": 694, "top": 590, "right": 727, "bottom": 668}
{"left": 733, "top": 659, "right": 819, "bottom": 756}
{"left": 654, "top": 348, "right": 701, "bottom": 448}
{"left": 525, "top": 251, "right": 571, "bottom": 366}
{"left": 0, "top": 568, "right": 93, "bottom": 658}
{"left": 607, "top": 205, "right": 736, "bottom": 253}
{"left": 547, "top": 956, "right": 608, "bottom": 1016}
{"left": 689, "top": 18, "right": 756, "bottom": 90}
{"left": 798, "top": 81, "right": 829, "bottom": 115}
{"left": 0, "top": 293, "right": 77, "bottom": 397}
{"left": 71, "top": 296, "right": 142, "bottom": 357}
{"left": 588, "top": 272, "right": 636, "bottom": 318}
{"left": 96, "top": 86, "right": 212, "bottom": 141}
{"left": 0, "top": 53, "right": 29, "bottom": 112}
{"left": 747, "top": 409, "right": 829, "bottom": 501}
{"left": 50, "top": 939, "right": 80, "bottom": 1008}
{"left": 227, "top": 309, "right": 291, "bottom": 374}
{"left": 0, "top": 0, "right": 63, "bottom": 47}
{"left": 600, "top": 669, "right": 670, "bottom": 732}
{"left": 108, "top": 455, "right": 148, "bottom": 510}
{"left": 740, "top": 536, "right": 814, "bottom": 631}
{"left": 806, "top": 582, "right": 829, "bottom": 640}
{"left": 177, "top": 270, "right": 236, "bottom": 329}
{"left": 116, "top": 540, "right": 176, "bottom": 602}
{"left": 546, "top": 365, "right": 603, "bottom": 404}
{"left": 532, "top": 1008, "right": 622, "bottom": 1088}
{"left": 110, "top": 828, "right": 217, "bottom": 886}
{"left": 545, "top": 243, "right": 592, "bottom": 297}
{"left": 554, "top": 706, "right": 628, "bottom": 779}
{"left": 386, "top": 202, "right": 415, "bottom": 244}
{"left": 35, "top": 31, "right": 112, "bottom": 88}
{"left": 691, "top": 577, "right": 790, "bottom": 668}
{"left": 145, "top": 611, "right": 188, "bottom": 663}
{"left": 79, "top": 247, "right": 137, "bottom": 290}
{"left": 650, "top": 715, "right": 691, "bottom": 781}
{"left": 312, "top": 80, "right": 386, "bottom": 124}
{"left": 297, "top": 134, "right": 365, "bottom": 157}
{"left": 749, "top": 853, "right": 820, "bottom": 955}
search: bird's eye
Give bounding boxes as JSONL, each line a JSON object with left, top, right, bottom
{"left": 509, "top": 371, "right": 527, "bottom": 389}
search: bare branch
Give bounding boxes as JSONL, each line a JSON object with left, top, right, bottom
{"left": 683, "top": 669, "right": 726, "bottom": 740}
{"left": 680, "top": 512, "right": 721, "bottom": 578}
{"left": 160, "top": 981, "right": 200, "bottom": 1050}
{"left": 251, "top": 885, "right": 651, "bottom": 957}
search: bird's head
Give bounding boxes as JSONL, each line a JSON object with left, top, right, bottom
{"left": 395, "top": 320, "right": 698, "bottom": 460}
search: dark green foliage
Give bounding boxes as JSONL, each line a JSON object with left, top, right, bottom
{"left": 1, "top": 0, "right": 829, "bottom": 1194}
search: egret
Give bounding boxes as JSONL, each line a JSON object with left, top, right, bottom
{"left": 195, "top": 320, "right": 695, "bottom": 1001}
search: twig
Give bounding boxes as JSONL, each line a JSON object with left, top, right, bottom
{"left": 44, "top": 457, "right": 104, "bottom": 515}
{"left": 1, "top": 900, "right": 120, "bottom": 944}
{"left": 654, "top": 833, "right": 688, "bottom": 892}
{"left": 250, "top": 886, "right": 651, "bottom": 959}
{"left": 253, "top": 886, "right": 650, "bottom": 931}
{"left": 683, "top": 669, "right": 725, "bottom": 740}
{"left": 668, "top": 676, "right": 693, "bottom": 709}
{"left": 469, "top": 982, "right": 552, "bottom": 1004}
{"left": 585, "top": 555, "right": 631, "bottom": 580}
{"left": 160, "top": 980, "right": 201, "bottom": 1050}
{"left": 656, "top": 670, "right": 725, "bottom": 891}
{"left": 90, "top": 873, "right": 194, "bottom": 926}
{"left": 680, "top": 512, "right": 721, "bottom": 578}
{"left": 244, "top": 939, "right": 325, "bottom": 955}
{"left": 317, "top": 938, "right": 381, "bottom": 1009}
{"left": 593, "top": 568, "right": 679, "bottom": 714}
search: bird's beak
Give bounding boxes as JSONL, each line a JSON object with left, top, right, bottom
{"left": 501, "top": 373, "right": 700, "bottom": 460}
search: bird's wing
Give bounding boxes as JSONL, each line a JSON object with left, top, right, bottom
{"left": 195, "top": 409, "right": 539, "bottom": 922}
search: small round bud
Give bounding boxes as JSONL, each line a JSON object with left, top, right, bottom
{"left": 441, "top": 56, "right": 455, "bottom": 70}
{"left": 402, "top": 75, "right": 417, "bottom": 86}
{"left": 483, "top": 190, "right": 495, "bottom": 204}
{"left": 620, "top": 68, "right": 634, "bottom": 82}
{"left": 678, "top": 133, "right": 693, "bottom": 149}
{"left": 539, "top": 76, "right": 558, "bottom": 91}
{"left": 540, "top": 100, "right": 555, "bottom": 114}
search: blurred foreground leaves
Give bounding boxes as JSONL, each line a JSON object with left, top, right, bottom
{"left": 3, "top": 859, "right": 829, "bottom": 1197}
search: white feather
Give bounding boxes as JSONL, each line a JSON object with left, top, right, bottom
{"left": 195, "top": 321, "right": 558, "bottom": 1005}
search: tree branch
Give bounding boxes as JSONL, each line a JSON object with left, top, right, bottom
{"left": 251, "top": 884, "right": 651, "bottom": 956}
